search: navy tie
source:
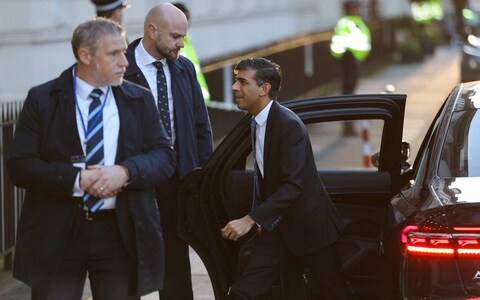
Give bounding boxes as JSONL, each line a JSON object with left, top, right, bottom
{"left": 251, "top": 118, "right": 261, "bottom": 209}
{"left": 83, "top": 88, "right": 105, "bottom": 212}
{"left": 152, "top": 61, "right": 172, "bottom": 138}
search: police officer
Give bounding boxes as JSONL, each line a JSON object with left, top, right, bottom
{"left": 330, "top": 0, "right": 371, "bottom": 136}
{"left": 91, "top": 0, "right": 130, "bottom": 25}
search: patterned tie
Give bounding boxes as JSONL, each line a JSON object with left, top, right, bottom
{"left": 251, "top": 118, "right": 261, "bottom": 209}
{"left": 83, "top": 88, "right": 105, "bottom": 212}
{"left": 152, "top": 61, "right": 172, "bottom": 137}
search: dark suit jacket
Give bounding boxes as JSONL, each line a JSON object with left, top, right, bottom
{"left": 6, "top": 65, "right": 176, "bottom": 296}
{"left": 124, "top": 38, "right": 213, "bottom": 180}
{"left": 249, "top": 101, "right": 344, "bottom": 256}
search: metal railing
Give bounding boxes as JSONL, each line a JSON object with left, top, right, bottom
{"left": 202, "top": 18, "right": 403, "bottom": 103}
{"left": 0, "top": 101, "right": 24, "bottom": 270}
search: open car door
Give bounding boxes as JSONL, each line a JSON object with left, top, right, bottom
{"left": 178, "top": 94, "right": 406, "bottom": 299}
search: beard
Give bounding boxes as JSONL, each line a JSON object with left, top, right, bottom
{"left": 155, "top": 42, "right": 180, "bottom": 61}
{"left": 87, "top": 64, "right": 125, "bottom": 87}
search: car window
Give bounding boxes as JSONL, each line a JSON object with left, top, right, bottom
{"left": 439, "top": 109, "right": 480, "bottom": 177}
{"left": 306, "top": 119, "right": 384, "bottom": 170}
{"left": 245, "top": 119, "right": 384, "bottom": 171}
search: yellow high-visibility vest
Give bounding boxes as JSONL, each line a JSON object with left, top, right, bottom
{"left": 330, "top": 15, "right": 371, "bottom": 62}
{"left": 180, "top": 35, "right": 211, "bottom": 103}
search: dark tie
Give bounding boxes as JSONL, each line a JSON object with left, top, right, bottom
{"left": 152, "top": 61, "right": 172, "bottom": 137}
{"left": 251, "top": 118, "right": 261, "bottom": 209}
{"left": 83, "top": 88, "right": 105, "bottom": 212}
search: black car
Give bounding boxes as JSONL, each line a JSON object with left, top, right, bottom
{"left": 177, "top": 84, "right": 480, "bottom": 299}
{"left": 390, "top": 81, "right": 480, "bottom": 299}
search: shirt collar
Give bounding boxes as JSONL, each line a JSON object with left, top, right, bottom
{"left": 137, "top": 39, "right": 167, "bottom": 67}
{"left": 254, "top": 100, "right": 273, "bottom": 126}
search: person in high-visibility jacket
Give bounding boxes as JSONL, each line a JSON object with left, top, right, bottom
{"left": 173, "top": 2, "right": 211, "bottom": 103}
{"left": 330, "top": 0, "right": 371, "bottom": 95}
{"left": 330, "top": 0, "right": 371, "bottom": 136}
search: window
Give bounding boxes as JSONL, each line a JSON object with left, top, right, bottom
{"left": 307, "top": 119, "right": 384, "bottom": 170}
{"left": 440, "top": 110, "right": 480, "bottom": 177}
{"left": 243, "top": 119, "right": 384, "bottom": 171}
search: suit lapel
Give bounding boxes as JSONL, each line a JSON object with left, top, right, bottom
{"left": 124, "top": 38, "right": 150, "bottom": 89}
{"left": 168, "top": 59, "right": 187, "bottom": 142}
{"left": 55, "top": 66, "right": 83, "bottom": 157}
{"left": 112, "top": 86, "right": 132, "bottom": 163}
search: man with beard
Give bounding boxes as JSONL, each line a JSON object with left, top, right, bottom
{"left": 7, "top": 18, "right": 175, "bottom": 299}
{"left": 124, "top": 3, "right": 213, "bottom": 300}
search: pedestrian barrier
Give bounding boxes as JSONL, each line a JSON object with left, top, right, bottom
{"left": 361, "top": 120, "right": 372, "bottom": 168}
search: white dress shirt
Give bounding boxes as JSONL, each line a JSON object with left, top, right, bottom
{"left": 253, "top": 100, "right": 273, "bottom": 177}
{"left": 134, "top": 39, "right": 176, "bottom": 143}
{"left": 72, "top": 75, "right": 119, "bottom": 209}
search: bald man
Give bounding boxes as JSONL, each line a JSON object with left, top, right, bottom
{"left": 124, "top": 4, "right": 213, "bottom": 300}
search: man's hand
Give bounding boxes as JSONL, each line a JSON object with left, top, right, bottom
{"left": 80, "top": 165, "right": 130, "bottom": 198}
{"left": 221, "top": 215, "right": 256, "bottom": 241}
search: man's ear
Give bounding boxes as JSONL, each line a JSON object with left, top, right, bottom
{"left": 78, "top": 47, "right": 91, "bottom": 65}
{"left": 259, "top": 82, "right": 271, "bottom": 97}
{"left": 147, "top": 23, "right": 157, "bottom": 40}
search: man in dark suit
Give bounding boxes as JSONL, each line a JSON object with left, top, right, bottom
{"left": 221, "top": 58, "right": 353, "bottom": 300}
{"left": 123, "top": 4, "right": 213, "bottom": 300}
{"left": 7, "top": 18, "right": 175, "bottom": 300}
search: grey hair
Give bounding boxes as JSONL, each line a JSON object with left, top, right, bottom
{"left": 71, "top": 17, "right": 125, "bottom": 61}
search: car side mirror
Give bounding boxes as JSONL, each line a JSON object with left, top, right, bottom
{"left": 371, "top": 140, "right": 411, "bottom": 171}
{"left": 401, "top": 140, "right": 411, "bottom": 172}
{"left": 371, "top": 152, "right": 380, "bottom": 168}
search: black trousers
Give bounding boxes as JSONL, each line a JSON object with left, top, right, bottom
{"left": 341, "top": 51, "right": 359, "bottom": 95}
{"left": 340, "top": 51, "right": 360, "bottom": 136}
{"left": 32, "top": 207, "right": 138, "bottom": 300}
{"left": 231, "top": 230, "right": 353, "bottom": 300}
{"left": 156, "top": 178, "right": 193, "bottom": 300}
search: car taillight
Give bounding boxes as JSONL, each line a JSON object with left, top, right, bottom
{"left": 401, "top": 225, "right": 480, "bottom": 257}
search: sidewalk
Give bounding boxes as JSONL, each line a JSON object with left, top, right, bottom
{"left": 355, "top": 44, "right": 460, "bottom": 160}
{"left": 0, "top": 248, "right": 214, "bottom": 300}
{"left": 0, "top": 45, "right": 461, "bottom": 300}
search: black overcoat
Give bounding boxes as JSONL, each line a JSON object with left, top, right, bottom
{"left": 7, "top": 65, "right": 176, "bottom": 296}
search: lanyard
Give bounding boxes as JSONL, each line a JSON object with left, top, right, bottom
{"left": 73, "top": 66, "right": 110, "bottom": 144}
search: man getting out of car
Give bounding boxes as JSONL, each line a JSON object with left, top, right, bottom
{"left": 221, "top": 57, "right": 354, "bottom": 299}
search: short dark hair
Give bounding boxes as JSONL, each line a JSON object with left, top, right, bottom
{"left": 234, "top": 58, "right": 282, "bottom": 100}
{"left": 344, "top": 0, "right": 360, "bottom": 11}
{"left": 71, "top": 17, "right": 125, "bottom": 61}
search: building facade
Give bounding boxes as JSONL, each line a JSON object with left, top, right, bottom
{"left": 0, "top": 0, "right": 410, "bottom": 102}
